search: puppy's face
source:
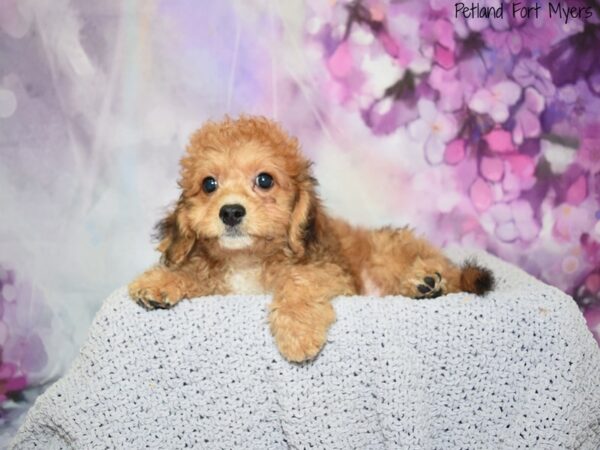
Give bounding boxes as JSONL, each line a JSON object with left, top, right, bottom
{"left": 184, "top": 142, "right": 297, "bottom": 250}
{"left": 166, "top": 117, "right": 314, "bottom": 259}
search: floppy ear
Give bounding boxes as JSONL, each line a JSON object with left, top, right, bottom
{"left": 287, "top": 175, "right": 320, "bottom": 257}
{"left": 154, "top": 198, "right": 196, "bottom": 267}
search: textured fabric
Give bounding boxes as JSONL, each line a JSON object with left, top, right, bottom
{"left": 11, "top": 249, "right": 600, "bottom": 449}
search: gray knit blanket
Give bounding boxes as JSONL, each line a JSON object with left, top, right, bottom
{"left": 11, "top": 249, "right": 600, "bottom": 449}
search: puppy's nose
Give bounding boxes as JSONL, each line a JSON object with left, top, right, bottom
{"left": 219, "top": 204, "right": 246, "bottom": 227}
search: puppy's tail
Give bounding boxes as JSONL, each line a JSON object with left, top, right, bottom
{"left": 459, "top": 259, "right": 495, "bottom": 296}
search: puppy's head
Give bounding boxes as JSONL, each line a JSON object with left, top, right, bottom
{"left": 156, "top": 116, "right": 319, "bottom": 265}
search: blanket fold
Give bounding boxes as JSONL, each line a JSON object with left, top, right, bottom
{"left": 11, "top": 249, "right": 600, "bottom": 449}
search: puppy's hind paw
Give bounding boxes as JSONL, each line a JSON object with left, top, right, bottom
{"left": 415, "top": 272, "right": 444, "bottom": 299}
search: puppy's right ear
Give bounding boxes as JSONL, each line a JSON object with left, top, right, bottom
{"left": 287, "top": 171, "right": 320, "bottom": 257}
{"left": 154, "top": 198, "right": 196, "bottom": 267}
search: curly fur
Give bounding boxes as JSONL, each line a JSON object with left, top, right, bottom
{"left": 129, "top": 116, "right": 495, "bottom": 362}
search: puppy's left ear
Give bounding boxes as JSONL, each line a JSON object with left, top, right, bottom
{"left": 287, "top": 173, "right": 320, "bottom": 257}
{"left": 154, "top": 197, "right": 197, "bottom": 267}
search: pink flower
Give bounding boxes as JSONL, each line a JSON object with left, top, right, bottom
{"left": 513, "top": 87, "right": 545, "bottom": 145}
{"left": 327, "top": 42, "right": 354, "bottom": 79}
{"left": 476, "top": 154, "right": 536, "bottom": 205}
{"left": 468, "top": 80, "right": 521, "bottom": 123}
{"left": 480, "top": 156, "right": 504, "bottom": 181}
{"left": 431, "top": 19, "right": 455, "bottom": 51}
{"left": 482, "top": 28, "right": 522, "bottom": 55}
{"left": 421, "top": 19, "right": 456, "bottom": 69}
{"left": 500, "top": 156, "right": 536, "bottom": 202}
{"left": 408, "top": 99, "right": 458, "bottom": 164}
{"left": 434, "top": 44, "right": 455, "bottom": 70}
{"left": 487, "top": 200, "right": 540, "bottom": 242}
{"left": 513, "top": 58, "right": 556, "bottom": 97}
{"left": 506, "top": 154, "right": 535, "bottom": 179}
{"left": 429, "top": 66, "right": 463, "bottom": 111}
{"left": 469, "top": 177, "right": 493, "bottom": 211}
{"left": 565, "top": 175, "right": 588, "bottom": 206}
{"left": 484, "top": 127, "right": 516, "bottom": 153}
{"left": 444, "top": 139, "right": 466, "bottom": 165}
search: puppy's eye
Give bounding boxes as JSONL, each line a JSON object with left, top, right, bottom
{"left": 202, "top": 176, "right": 218, "bottom": 193}
{"left": 255, "top": 172, "right": 274, "bottom": 190}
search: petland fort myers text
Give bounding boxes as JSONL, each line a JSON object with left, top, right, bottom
{"left": 455, "top": 2, "right": 594, "bottom": 23}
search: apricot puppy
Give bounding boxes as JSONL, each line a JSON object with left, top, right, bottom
{"left": 129, "top": 116, "right": 494, "bottom": 362}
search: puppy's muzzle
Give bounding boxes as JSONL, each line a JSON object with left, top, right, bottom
{"left": 219, "top": 204, "right": 246, "bottom": 227}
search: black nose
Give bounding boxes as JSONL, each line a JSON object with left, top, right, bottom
{"left": 219, "top": 204, "right": 246, "bottom": 227}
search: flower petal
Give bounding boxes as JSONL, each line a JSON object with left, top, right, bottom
{"left": 496, "top": 221, "right": 519, "bottom": 242}
{"left": 417, "top": 99, "right": 438, "bottom": 121}
{"left": 489, "top": 202, "right": 512, "bottom": 223}
{"left": 408, "top": 118, "right": 430, "bottom": 141}
{"left": 434, "top": 44, "right": 455, "bottom": 69}
{"left": 490, "top": 103, "right": 510, "bottom": 123}
{"left": 425, "top": 138, "right": 446, "bottom": 165}
{"left": 492, "top": 80, "right": 521, "bottom": 105}
{"left": 327, "top": 42, "right": 353, "bottom": 78}
{"left": 470, "top": 177, "right": 493, "bottom": 211}
{"left": 484, "top": 128, "right": 515, "bottom": 153}
{"left": 480, "top": 157, "right": 505, "bottom": 181}
{"left": 506, "top": 154, "right": 535, "bottom": 179}
{"left": 523, "top": 87, "right": 545, "bottom": 113}
{"left": 468, "top": 89, "right": 493, "bottom": 114}
{"left": 444, "top": 139, "right": 466, "bottom": 165}
{"left": 566, "top": 175, "right": 588, "bottom": 206}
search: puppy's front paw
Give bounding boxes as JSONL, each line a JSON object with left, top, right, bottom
{"left": 128, "top": 272, "right": 184, "bottom": 310}
{"left": 414, "top": 272, "right": 444, "bottom": 299}
{"left": 274, "top": 324, "right": 326, "bottom": 363}
{"left": 269, "top": 304, "right": 334, "bottom": 363}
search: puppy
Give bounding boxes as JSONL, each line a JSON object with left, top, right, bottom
{"left": 129, "top": 116, "right": 494, "bottom": 362}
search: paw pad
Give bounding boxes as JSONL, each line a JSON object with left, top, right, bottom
{"left": 416, "top": 272, "right": 444, "bottom": 299}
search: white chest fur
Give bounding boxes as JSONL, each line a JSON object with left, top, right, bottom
{"left": 225, "top": 257, "right": 266, "bottom": 295}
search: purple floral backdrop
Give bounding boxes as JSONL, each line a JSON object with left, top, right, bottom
{"left": 304, "top": 0, "right": 600, "bottom": 340}
{"left": 0, "top": 0, "right": 599, "bottom": 442}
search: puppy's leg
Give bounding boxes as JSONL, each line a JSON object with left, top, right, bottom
{"left": 129, "top": 263, "right": 214, "bottom": 309}
{"left": 401, "top": 255, "right": 494, "bottom": 298}
{"left": 400, "top": 255, "right": 461, "bottom": 299}
{"left": 365, "top": 228, "right": 493, "bottom": 298}
{"left": 267, "top": 263, "right": 355, "bottom": 363}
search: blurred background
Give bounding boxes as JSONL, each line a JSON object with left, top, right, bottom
{"left": 1, "top": 0, "right": 599, "bottom": 442}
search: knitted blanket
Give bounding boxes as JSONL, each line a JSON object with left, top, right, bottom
{"left": 11, "top": 249, "right": 600, "bottom": 449}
